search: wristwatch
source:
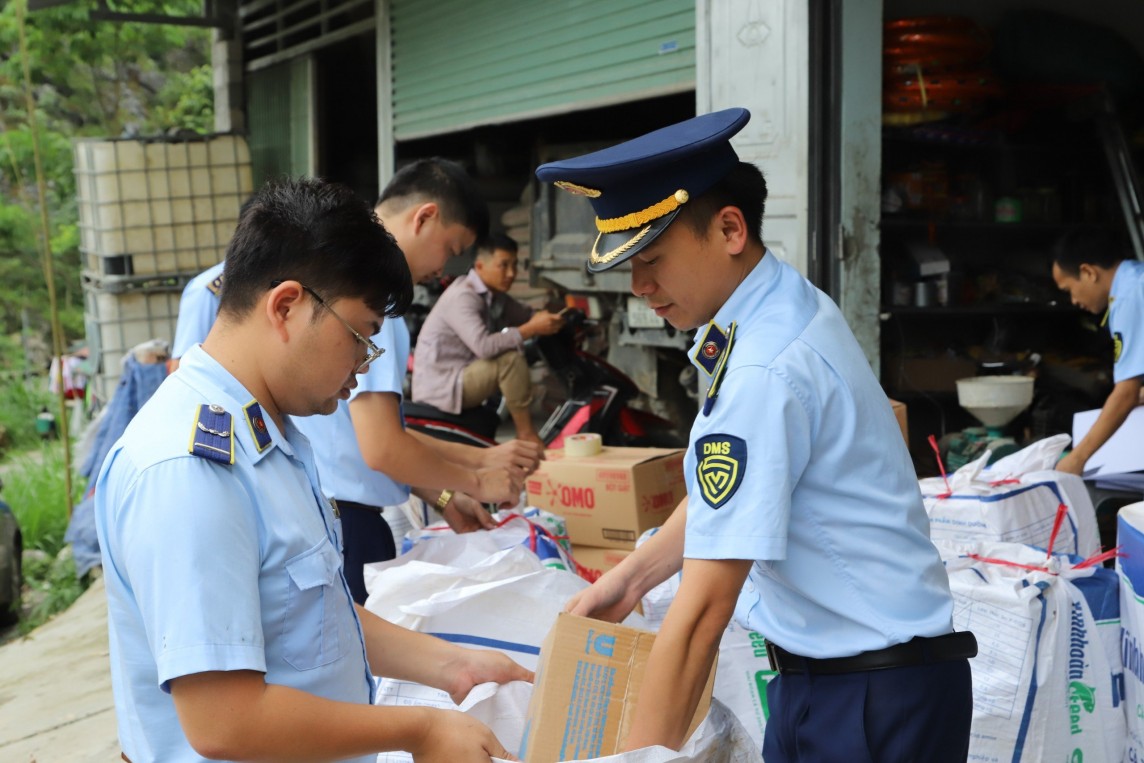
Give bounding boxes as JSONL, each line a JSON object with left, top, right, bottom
{"left": 435, "top": 489, "right": 455, "bottom": 510}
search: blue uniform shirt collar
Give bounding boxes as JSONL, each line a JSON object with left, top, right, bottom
{"left": 176, "top": 344, "right": 289, "bottom": 462}
{"left": 688, "top": 249, "right": 781, "bottom": 364}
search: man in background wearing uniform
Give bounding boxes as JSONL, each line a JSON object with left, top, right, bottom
{"left": 94, "top": 177, "right": 529, "bottom": 762}
{"left": 293, "top": 159, "right": 543, "bottom": 604}
{"left": 169, "top": 260, "right": 224, "bottom": 372}
{"left": 548, "top": 109, "right": 975, "bottom": 762}
{"left": 412, "top": 232, "right": 565, "bottom": 448}
{"left": 1052, "top": 227, "right": 1144, "bottom": 475}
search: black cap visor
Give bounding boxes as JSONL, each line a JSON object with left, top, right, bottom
{"left": 587, "top": 208, "right": 681, "bottom": 273}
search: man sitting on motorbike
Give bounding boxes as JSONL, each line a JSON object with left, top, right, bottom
{"left": 412, "top": 233, "right": 565, "bottom": 449}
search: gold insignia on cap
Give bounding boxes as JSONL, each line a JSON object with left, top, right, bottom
{"left": 553, "top": 181, "right": 602, "bottom": 198}
{"left": 590, "top": 226, "right": 653, "bottom": 266}
{"left": 597, "top": 189, "right": 690, "bottom": 233}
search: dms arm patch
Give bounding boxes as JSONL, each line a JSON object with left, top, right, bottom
{"left": 694, "top": 434, "right": 747, "bottom": 509}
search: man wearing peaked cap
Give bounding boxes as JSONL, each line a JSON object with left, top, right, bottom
{"left": 554, "top": 109, "right": 974, "bottom": 762}
{"left": 536, "top": 107, "right": 750, "bottom": 273}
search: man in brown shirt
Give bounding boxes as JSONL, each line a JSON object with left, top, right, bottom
{"left": 413, "top": 233, "right": 564, "bottom": 448}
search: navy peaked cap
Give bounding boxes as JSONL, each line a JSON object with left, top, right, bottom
{"left": 535, "top": 108, "right": 750, "bottom": 272}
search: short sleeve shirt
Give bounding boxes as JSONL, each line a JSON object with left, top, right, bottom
{"left": 94, "top": 345, "right": 374, "bottom": 763}
{"left": 1109, "top": 259, "right": 1144, "bottom": 383}
{"left": 292, "top": 317, "right": 412, "bottom": 506}
{"left": 171, "top": 262, "right": 225, "bottom": 358}
{"left": 682, "top": 252, "right": 954, "bottom": 659}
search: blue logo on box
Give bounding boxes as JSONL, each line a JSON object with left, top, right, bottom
{"left": 585, "top": 629, "right": 615, "bottom": 658}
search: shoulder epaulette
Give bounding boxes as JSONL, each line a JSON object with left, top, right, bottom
{"left": 189, "top": 404, "right": 235, "bottom": 464}
{"left": 206, "top": 273, "right": 224, "bottom": 295}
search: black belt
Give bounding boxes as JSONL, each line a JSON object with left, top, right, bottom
{"left": 765, "top": 631, "right": 977, "bottom": 676}
{"left": 336, "top": 499, "right": 385, "bottom": 515}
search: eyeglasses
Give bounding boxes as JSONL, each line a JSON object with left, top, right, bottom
{"left": 271, "top": 280, "right": 384, "bottom": 373}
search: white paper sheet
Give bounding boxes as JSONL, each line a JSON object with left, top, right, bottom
{"left": 1073, "top": 406, "right": 1144, "bottom": 478}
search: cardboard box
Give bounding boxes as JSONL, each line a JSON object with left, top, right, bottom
{"left": 889, "top": 398, "right": 908, "bottom": 444}
{"left": 527, "top": 447, "right": 686, "bottom": 549}
{"left": 571, "top": 544, "right": 633, "bottom": 579}
{"left": 520, "top": 613, "right": 716, "bottom": 763}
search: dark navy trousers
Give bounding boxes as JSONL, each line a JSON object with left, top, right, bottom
{"left": 337, "top": 500, "right": 397, "bottom": 605}
{"left": 762, "top": 658, "right": 973, "bottom": 762}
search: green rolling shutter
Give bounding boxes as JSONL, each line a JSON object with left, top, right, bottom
{"left": 390, "top": 0, "right": 696, "bottom": 140}
{"left": 246, "top": 58, "right": 314, "bottom": 186}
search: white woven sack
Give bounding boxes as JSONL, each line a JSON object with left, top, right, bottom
{"left": 1118, "top": 503, "right": 1144, "bottom": 763}
{"left": 945, "top": 541, "right": 1123, "bottom": 762}
{"left": 923, "top": 434, "right": 1099, "bottom": 557}
{"left": 375, "top": 680, "right": 761, "bottom": 763}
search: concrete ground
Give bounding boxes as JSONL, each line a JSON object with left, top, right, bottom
{"left": 0, "top": 573, "right": 118, "bottom": 762}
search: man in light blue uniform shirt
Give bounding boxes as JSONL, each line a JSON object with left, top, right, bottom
{"left": 299, "top": 316, "right": 413, "bottom": 512}
{"left": 554, "top": 109, "right": 975, "bottom": 761}
{"left": 95, "top": 177, "right": 530, "bottom": 762}
{"left": 1053, "top": 226, "right": 1144, "bottom": 475}
{"left": 170, "top": 260, "right": 224, "bottom": 365}
{"left": 294, "top": 159, "right": 542, "bottom": 604}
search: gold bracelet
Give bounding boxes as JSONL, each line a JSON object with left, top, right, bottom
{"left": 435, "top": 489, "right": 455, "bottom": 510}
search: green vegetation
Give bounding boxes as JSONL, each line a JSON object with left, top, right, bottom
{"left": 6, "top": 443, "right": 86, "bottom": 557}
{"left": 18, "top": 549, "right": 84, "bottom": 635}
{"left": 0, "top": 339, "right": 54, "bottom": 454}
{"left": 5, "top": 439, "right": 90, "bottom": 634}
{"left": 0, "top": 0, "right": 215, "bottom": 339}
{"left": 0, "top": 0, "right": 213, "bottom": 633}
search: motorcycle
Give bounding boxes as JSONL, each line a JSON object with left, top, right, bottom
{"left": 404, "top": 309, "right": 686, "bottom": 449}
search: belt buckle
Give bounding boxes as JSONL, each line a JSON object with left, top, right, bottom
{"left": 765, "top": 641, "right": 781, "bottom": 673}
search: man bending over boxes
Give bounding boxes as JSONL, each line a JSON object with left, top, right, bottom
{"left": 550, "top": 109, "right": 977, "bottom": 762}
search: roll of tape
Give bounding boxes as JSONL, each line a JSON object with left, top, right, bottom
{"left": 565, "top": 432, "right": 603, "bottom": 457}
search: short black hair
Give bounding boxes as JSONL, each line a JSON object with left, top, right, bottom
{"left": 1052, "top": 226, "right": 1128, "bottom": 276}
{"left": 219, "top": 177, "right": 413, "bottom": 320}
{"left": 376, "top": 157, "right": 489, "bottom": 240}
{"left": 676, "top": 161, "right": 767, "bottom": 245}
{"left": 476, "top": 232, "right": 519, "bottom": 260}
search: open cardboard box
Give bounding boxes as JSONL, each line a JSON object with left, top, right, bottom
{"left": 526, "top": 446, "right": 686, "bottom": 550}
{"left": 521, "top": 612, "right": 716, "bottom": 763}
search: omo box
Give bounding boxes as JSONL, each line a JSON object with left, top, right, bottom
{"left": 526, "top": 446, "right": 686, "bottom": 549}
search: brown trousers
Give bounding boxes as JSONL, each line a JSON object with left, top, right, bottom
{"left": 461, "top": 350, "right": 532, "bottom": 411}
